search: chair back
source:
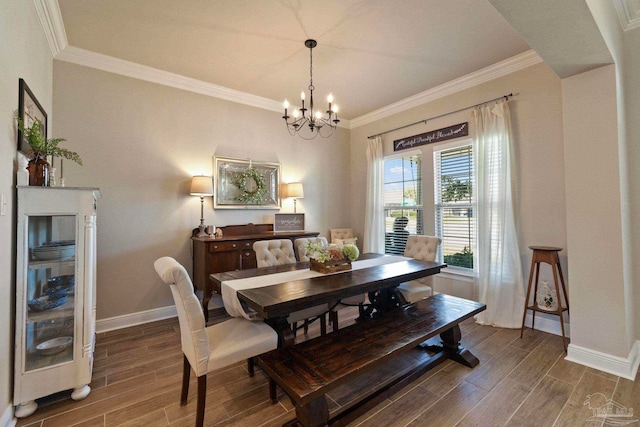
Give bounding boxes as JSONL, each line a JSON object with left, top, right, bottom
{"left": 329, "top": 228, "right": 357, "bottom": 246}
{"left": 154, "top": 257, "right": 209, "bottom": 376}
{"left": 253, "top": 240, "right": 297, "bottom": 267}
{"left": 294, "top": 237, "right": 329, "bottom": 261}
{"left": 404, "top": 235, "right": 441, "bottom": 262}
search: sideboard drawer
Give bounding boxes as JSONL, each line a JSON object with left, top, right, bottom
{"left": 208, "top": 241, "right": 241, "bottom": 252}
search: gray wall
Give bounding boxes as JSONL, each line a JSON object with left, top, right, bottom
{"left": 52, "top": 61, "right": 351, "bottom": 320}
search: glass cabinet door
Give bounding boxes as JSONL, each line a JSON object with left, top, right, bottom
{"left": 24, "top": 214, "right": 77, "bottom": 371}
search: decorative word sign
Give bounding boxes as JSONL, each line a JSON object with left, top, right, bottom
{"left": 393, "top": 122, "right": 468, "bottom": 151}
{"left": 274, "top": 213, "right": 305, "bottom": 232}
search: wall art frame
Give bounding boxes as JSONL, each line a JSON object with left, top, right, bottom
{"left": 214, "top": 156, "right": 281, "bottom": 209}
{"left": 17, "top": 78, "right": 48, "bottom": 154}
{"left": 274, "top": 213, "right": 305, "bottom": 232}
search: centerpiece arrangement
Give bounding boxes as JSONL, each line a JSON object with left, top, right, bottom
{"left": 306, "top": 242, "right": 359, "bottom": 274}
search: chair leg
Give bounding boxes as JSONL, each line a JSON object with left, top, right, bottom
{"left": 330, "top": 311, "right": 339, "bottom": 333}
{"left": 320, "top": 314, "right": 327, "bottom": 336}
{"left": 196, "top": 375, "right": 206, "bottom": 427}
{"left": 247, "top": 357, "right": 255, "bottom": 377}
{"left": 304, "top": 321, "right": 309, "bottom": 335}
{"left": 181, "top": 355, "right": 190, "bottom": 406}
{"left": 292, "top": 321, "right": 298, "bottom": 338}
{"left": 269, "top": 378, "right": 277, "bottom": 404}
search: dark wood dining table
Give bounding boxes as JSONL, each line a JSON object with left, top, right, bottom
{"left": 209, "top": 253, "right": 446, "bottom": 347}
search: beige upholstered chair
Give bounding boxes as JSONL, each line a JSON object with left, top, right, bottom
{"left": 253, "top": 240, "right": 297, "bottom": 266}
{"left": 398, "top": 235, "right": 442, "bottom": 303}
{"left": 294, "top": 237, "right": 329, "bottom": 261}
{"left": 253, "top": 240, "right": 330, "bottom": 336}
{"left": 154, "top": 257, "right": 278, "bottom": 427}
{"left": 329, "top": 228, "right": 358, "bottom": 246}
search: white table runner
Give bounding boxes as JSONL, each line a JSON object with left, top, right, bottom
{"left": 222, "top": 255, "right": 409, "bottom": 319}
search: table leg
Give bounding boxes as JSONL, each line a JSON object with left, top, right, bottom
{"left": 363, "top": 287, "right": 404, "bottom": 318}
{"left": 266, "top": 317, "right": 296, "bottom": 348}
{"left": 421, "top": 324, "right": 479, "bottom": 368}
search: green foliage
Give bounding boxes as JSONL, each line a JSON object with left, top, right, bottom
{"left": 16, "top": 116, "right": 83, "bottom": 165}
{"left": 442, "top": 176, "right": 471, "bottom": 202}
{"left": 232, "top": 167, "right": 266, "bottom": 204}
{"left": 444, "top": 246, "right": 473, "bottom": 269}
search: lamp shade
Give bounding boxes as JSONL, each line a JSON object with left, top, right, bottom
{"left": 287, "top": 182, "right": 304, "bottom": 198}
{"left": 190, "top": 176, "right": 213, "bottom": 196}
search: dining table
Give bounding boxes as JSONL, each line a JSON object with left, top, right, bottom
{"left": 209, "top": 253, "right": 446, "bottom": 347}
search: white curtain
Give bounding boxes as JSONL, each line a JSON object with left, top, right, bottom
{"left": 363, "top": 136, "right": 385, "bottom": 253}
{"left": 473, "top": 100, "right": 525, "bottom": 328}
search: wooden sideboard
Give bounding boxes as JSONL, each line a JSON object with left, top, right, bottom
{"left": 191, "top": 223, "right": 319, "bottom": 322}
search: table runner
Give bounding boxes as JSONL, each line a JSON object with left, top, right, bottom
{"left": 222, "top": 255, "right": 409, "bottom": 319}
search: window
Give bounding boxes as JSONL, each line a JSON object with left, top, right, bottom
{"left": 383, "top": 153, "right": 423, "bottom": 255}
{"left": 434, "top": 144, "right": 475, "bottom": 271}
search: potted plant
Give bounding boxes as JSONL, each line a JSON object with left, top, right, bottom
{"left": 16, "top": 116, "right": 82, "bottom": 186}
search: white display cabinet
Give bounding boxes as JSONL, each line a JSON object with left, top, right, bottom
{"left": 14, "top": 187, "right": 100, "bottom": 418}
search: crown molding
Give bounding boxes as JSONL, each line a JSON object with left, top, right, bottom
{"left": 33, "top": 0, "right": 68, "bottom": 56}
{"left": 54, "top": 45, "right": 351, "bottom": 129}
{"left": 349, "top": 49, "right": 542, "bottom": 129}
{"left": 613, "top": 0, "right": 640, "bottom": 31}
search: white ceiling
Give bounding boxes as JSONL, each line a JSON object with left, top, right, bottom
{"left": 57, "top": 0, "right": 531, "bottom": 120}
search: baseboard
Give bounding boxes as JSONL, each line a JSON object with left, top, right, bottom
{"left": 523, "top": 312, "right": 570, "bottom": 338}
{"left": 95, "top": 295, "right": 224, "bottom": 333}
{"left": 566, "top": 340, "right": 640, "bottom": 380}
{"left": 96, "top": 305, "right": 177, "bottom": 333}
{"left": 1, "top": 405, "right": 16, "bottom": 427}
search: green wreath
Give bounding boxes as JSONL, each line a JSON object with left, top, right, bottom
{"left": 232, "top": 167, "right": 267, "bottom": 204}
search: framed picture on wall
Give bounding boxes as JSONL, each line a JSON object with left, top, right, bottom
{"left": 214, "top": 156, "right": 281, "bottom": 209}
{"left": 17, "top": 78, "right": 47, "bottom": 154}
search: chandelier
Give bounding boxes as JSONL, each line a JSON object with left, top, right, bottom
{"left": 282, "top": 39, "right": 340, "bottom": 139}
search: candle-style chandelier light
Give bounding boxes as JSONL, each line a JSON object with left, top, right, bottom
{"left": 282, "top": 39, "right": 340, "bottom": 140}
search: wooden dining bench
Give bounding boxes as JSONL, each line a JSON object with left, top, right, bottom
{"left": 256, "top": 293, "right": 486, "bottom": 427}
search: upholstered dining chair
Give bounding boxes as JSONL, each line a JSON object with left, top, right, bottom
{"left": 253, "top": 239, "right": 330, "bottom": 337}
{"left": 329, "top": 228, "right": 358, "bottom": 247}
{"left": 398, "top": 235, "right": 442, "bottom": 303}
{"left": 154, "top": 257, "right": 278, "bottom": 427}
{"left": 294, "top": 236, "right": 329, "bottom": 261}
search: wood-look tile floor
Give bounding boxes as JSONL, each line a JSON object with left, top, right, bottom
{"left": 17, "top": 307, "right": 640, "bottom": 427}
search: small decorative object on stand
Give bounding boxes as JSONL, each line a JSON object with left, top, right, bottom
{"left": 537, "top": 281, "right": 558, "bottom": 311}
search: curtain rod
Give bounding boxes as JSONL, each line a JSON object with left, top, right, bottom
{"left": 367, "top": 93, "right": 513, "bottom": 139}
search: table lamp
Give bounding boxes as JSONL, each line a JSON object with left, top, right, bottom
{"left": 287, "top": 182, "right": 304, "bottom": 213}
{"left": 190, "top": 176, "right": 214, "bottom": 237}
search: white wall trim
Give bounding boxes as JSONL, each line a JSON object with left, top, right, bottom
{"left": 53, "top": 45, "right": 352, "bottom": 129}
{"left": 523, "top": 312, "right": 570, "bottom": 338}
{"left": 566, "top": 339, "right": 640, "bottom": 380}
{"left": 32, "top": 0, "right": 68, "bottom": 56}
{"left": 349, "top": 49, "right": 543, "bottom": 129}
{"left": 1, "top": 405, "right": 16, "bottom": 427}
{"left": 96, "top": 305, "right": 177, "bottom": 334}
{"left": 612, "top": 0, "right": 640, "bottom": 31}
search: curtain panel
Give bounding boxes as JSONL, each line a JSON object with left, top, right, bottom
{"left": 473, "top": 101, "right": 525, "bottom": 328}
{"left": 364, "top": 136, "right": 385, "bottom": 253}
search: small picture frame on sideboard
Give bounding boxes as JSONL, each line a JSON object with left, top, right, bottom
{"left": 274, "top": 213, "right": 305, "bottom": 232}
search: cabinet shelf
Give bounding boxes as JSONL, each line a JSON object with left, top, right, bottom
{"left": 25, "top": 345, "right": 74, "bottom": 372}
{"left": 27, "top": 296, "right": 75, "bottom": 323}
{"left": 28, "top": 258, "right": 75, "bottom": 270}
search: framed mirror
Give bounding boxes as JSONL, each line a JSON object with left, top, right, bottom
{"left": 214, "top": 156, "right": 281, "bottom": 209}
{"left": 17, "top": 78, "right": 47, "bottom": 154}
